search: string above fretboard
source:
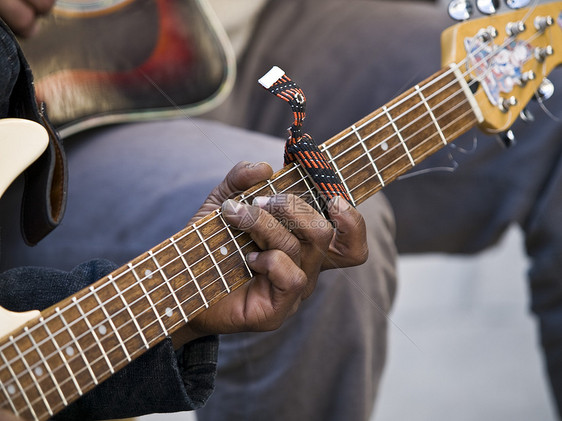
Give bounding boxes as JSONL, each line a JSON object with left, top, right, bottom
{"left": 0, "top": 63, "right": 479, "bottom": 421}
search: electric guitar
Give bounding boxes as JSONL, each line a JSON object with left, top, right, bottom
{"left": 2, "top": 2, "right": 562, "bottom": 420}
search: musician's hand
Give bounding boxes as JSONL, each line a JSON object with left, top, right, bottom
{"left": 0, "top": 409, "right": 23, "bottom": 421}
{"left": 172, "top": 161, "right": 367, "bottom": 346}
{"left": 0, "top": 0, "right": 55, "bottom": 38}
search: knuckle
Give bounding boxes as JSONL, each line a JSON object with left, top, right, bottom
{"left": 352, "top": 247, "right": 369, "bottom": 266}
{"left": 278, "top": 233, "right": 300, "bottom": 257}
{"left": 292, "top": 269, "right": 308, "bottom": 291}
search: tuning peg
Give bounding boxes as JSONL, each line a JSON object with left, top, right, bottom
{"left": 536, "top": 78, "right": 555, "bottom": 101}
{"left": 518, "top": 70, "right": 535, "bottom": 86}
{"left": 477, "top": 26, "right": 498, "bottom": 41}
{"left": 506, "top": 21, "right": 526, "bottom": 37}
{"left": 448, "top": 0, "right": 473, "bottom": 21}
{"left": 499, "top": 96, "right": 518, "bottom": 112}
{"left": 497, "top": 130, "right": 516, "bottom": 148}
{"left": 535, "top": 45, "right": 554, "bottom": 63}
{"left": 535, "top": 16, "right": 554, "bottom": 33}
{"left": 505, "top": 0, "right": 530, "bottom": 9}
{"left": 476, "top": 0, "right": 500, "bottom": 15}
{"left": 520, "top": 108, "right": 535, "bottom": 122}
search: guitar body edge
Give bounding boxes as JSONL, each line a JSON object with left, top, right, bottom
{"left": 0, "top": 118, "right": 49, "bottom": 198}
{"left": 0, "top": 306, "right": 40, "bottom": 341}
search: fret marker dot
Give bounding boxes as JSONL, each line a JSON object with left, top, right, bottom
{"left": 381, "top": 142, "right": 389, "bottom": 151}
{"left": 98, "top": 325, "right": 107, "bottom": 336}
{"left": 7, "top": 385, "right": 16, "bottom": 395}
{"left": 34, "top": 367, "right": 44, "bottom": 377}
{"left": 220, "top": 246, "right": 228, "bottom": 256}
{"left": 145, "top": 269, "right": 153, "bottom": 279}
{"left": 165, "top": 307, "right": 173, "bottom": 318}
{"left": 65, "top": 346, "right": 75, "bottom": 357}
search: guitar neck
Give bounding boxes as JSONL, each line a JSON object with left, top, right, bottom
{"left": 0, "top": 65, "right": 479, "bottom": 421}
{"left": 320, "top": 65, "right": 479, "bottom": 205}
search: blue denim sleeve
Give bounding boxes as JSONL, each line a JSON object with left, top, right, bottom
{"left": 0, "top": 260, "right": 218, "bottom": 419}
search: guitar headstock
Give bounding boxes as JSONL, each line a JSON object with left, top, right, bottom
{"left": 441, "top": 1, "right": 562, "bottom": 133}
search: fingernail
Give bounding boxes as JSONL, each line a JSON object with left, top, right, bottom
{"left": 252, "top": 196, "right": 270, "bottom": 208}
{"left": 329, "top": 196, "right": 351, "bottom": 214}
{"left": 222, "top": 199, "right": 243, "bottom": 215}
{"left": 247, "top": 161, "right": 269, "bottom": 168}
{"left": 246, "top": 252, "right": 259, "bottom": 262}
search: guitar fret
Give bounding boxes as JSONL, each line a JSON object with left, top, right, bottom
{"left": 193, "top": 223, "right": 230, "bottom": 293}
{"left": 350, "top": 124, "right": 385, "bottom": 187}
{"left": 415, "top": 85, "right": 446, "bottom": 145}
{"left": 382, "top": 105, "right": 415, "bottom": 167}
{"left": 321, "top": 146, "right": 356, "bottom": 206}
{"left": 129, "top": 262, "right": 168, "bottom": 337}
{"left": 294, "top": 165, "right": 324, "bottom": 214}
{"left": 266, "top": 179, "right": 278, "bottom": 194}
{"left": 108, "top": 276, "right": 149, "bottom": 350}
{"left": 71, "top": 298, "right": 114, "bottom": 375}
{"left": 448, "top": 63, "right": 484, "bottom": 123}
{"left": 218, "top": 213, "right": 252, "bottom": 277}
{"left": 170, "top": 238, "right": 208, "bottom": 310}
{"left": 0, "top": 375, "right": 18, "bottom": 416}
{"left": 237, "top": 192, "right": 252, "bottom": 205}
{"left": 55, "top": 308, "right": 98, "bottom": 386}
{"left": 90, "top": 286, "right": 131, "bottom": 363}
{"left": 25, "top": 327, "right": 67, "bottom": 406}
{"left": 9, "top": 336, "right": 52, "bottom": 417}
{"left": 39, "top": 318, "right": 82, "bottom": 397}
{"left": 0, "top": 348, "right": 36, "bottom": 420}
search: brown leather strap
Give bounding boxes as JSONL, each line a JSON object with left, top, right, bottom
{"left": 3, "top": 18, "right": 68, "bottom": 245}
{"left": 20, "top": 105, "right": 67, "bottom": 246}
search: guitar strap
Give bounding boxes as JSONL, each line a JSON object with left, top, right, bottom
{"left": 259, "top": 66, "right": 352, "bottom": 209}
{"left": 2, "top": 18, "right": 68, "bottom": 246}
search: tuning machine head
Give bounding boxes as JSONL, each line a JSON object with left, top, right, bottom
{"left": 476, "top": 0, "right": 500, "bottom": 15}
{"left": 497, "top": 130, "right": 516, "bottom": 148}
{"left": 448, "top": 0, "right": 473, "bottom": 21}
{"left": 505, "top": 0, "right": 530, "bottom": 9}
{"left": 536, "top": 78, "right": 555, "bottom": 101}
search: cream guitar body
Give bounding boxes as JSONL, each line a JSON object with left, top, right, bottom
{"left": 0, "top": 119, "right": 49, "bottom": 198}
{"left": 0, "top": 308, "right": 39, "bottom": 341}
{"left": 0, "top": 118, "right": 47, "bottom": 343}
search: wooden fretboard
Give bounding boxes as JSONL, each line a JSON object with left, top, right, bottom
{"left": 0, "top": 65, "right": 478, "bottom": 420}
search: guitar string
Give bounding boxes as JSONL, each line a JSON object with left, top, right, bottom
{"left": 0, "top": 71, "right": 476, "bottom": 398}
{"left": 0, "top": 173, "right": 315, "bottom": 412}
{"left": 0, "top": 93, "right": 482, "bottom": 415}
{"left": 29, "top": 22, "right": 549, "bottom": 417}
{"left": 0, "top": 100, "right": 468, "bottom": 414}
{"left": 0, "top": 15, "right": 547, "bottom": 413}
{"left": 1, "top": 108, "right": 479, "bottom": 419}
{"left": 322, "top": 27, "right": 544, "bottom": 199}
{"left": 324, "top": 24, "right": 543, "bottom": 158}
{"left": 346, "top": 94, "right": 475, "bottom": 200}
{"left": 2, "top": 3, "right": 548, "bottom": 410}
{"left": 0, "top": 31, "right": 532, "bottom": 412}
{"left": 325, "top": 28, "right": 543, "bottom": 184}
{"left": 0, "top": 53, "right": 532, "bottom": 416}
{"left": 0, "top": 18, "right": 516, "bottom": 364}
{"left": 4, "top": 239, "right": 261, "bottom": 419}
{"left": 17, "top": 111, "right": 483, "bottom": 421}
